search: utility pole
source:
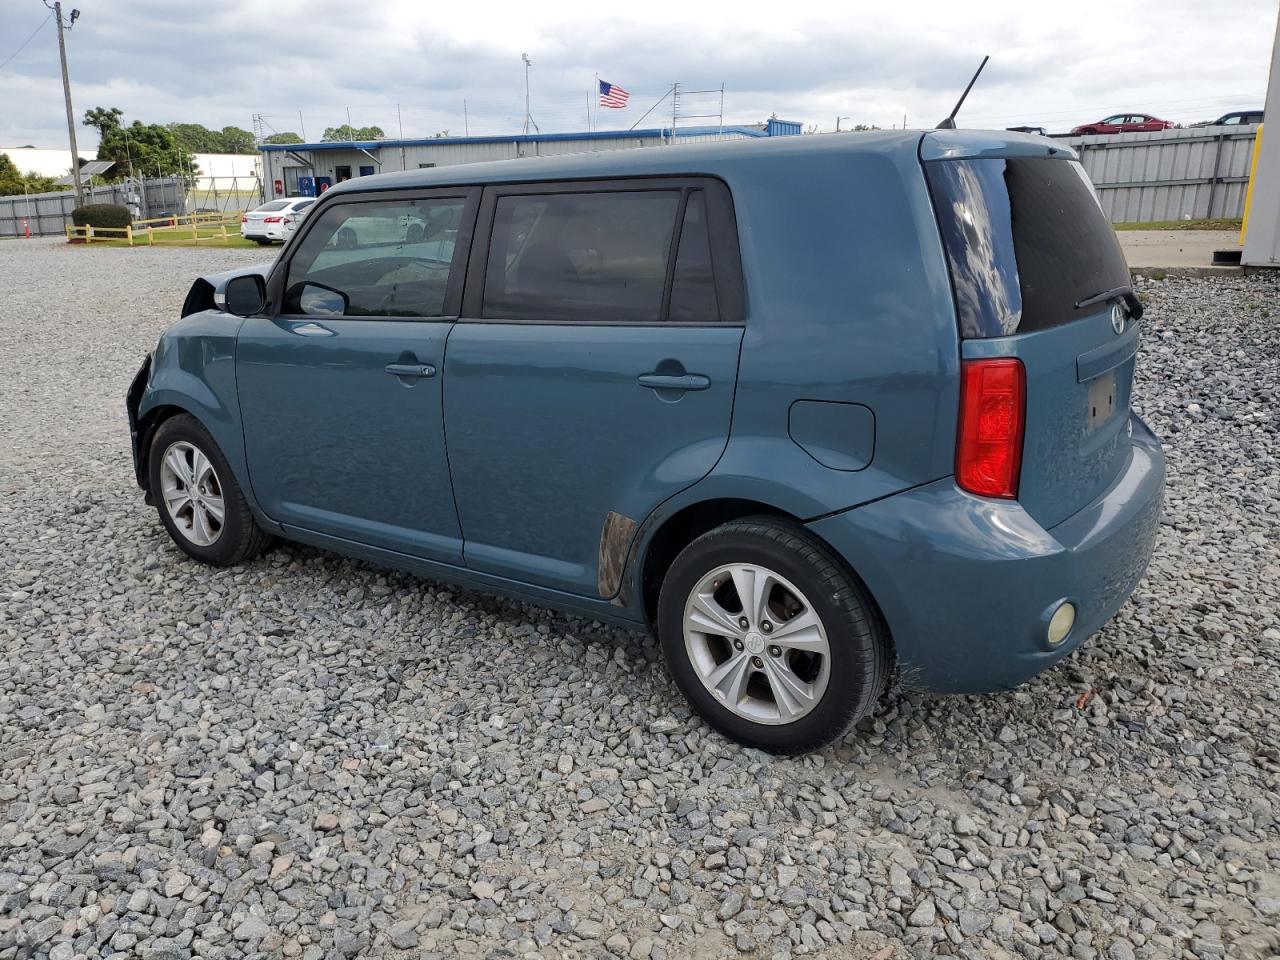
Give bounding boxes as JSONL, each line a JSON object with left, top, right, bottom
{"left": 49, "top": 2, "right": 84, "bottom": 207}
{"left": 521, "top": 53, "right": 538, "bottom": 135}
{"left": 836, "top": 116, "right": 850, "bottom": 133}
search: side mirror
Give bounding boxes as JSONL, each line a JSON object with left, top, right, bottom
{"left": 296, "top": 282, "right": 349, "bottom": 317}
{"left": 224, "top": 274, "right": 267, "bottom": 317}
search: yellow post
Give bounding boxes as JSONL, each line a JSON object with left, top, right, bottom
{"left": 192, "top": 219, "right": 199, "bottom": 242}
{"left": 86, "top": 224, "right": 94, "bottom": 244}
{"left": 1240, "top": 122, "right": 1262, "bottom": 247}
{"left": 126, "top": 224, "right": 133, "bottom": 246}
{"left": 148, "top": 225, "right": 154, "bottom": 246}
{"left": 220, "top": 223, "right": 228, "bottom": 243}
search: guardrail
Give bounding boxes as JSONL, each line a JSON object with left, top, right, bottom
{"left": 65, "top": 212, "right": 244, "bottom": 245}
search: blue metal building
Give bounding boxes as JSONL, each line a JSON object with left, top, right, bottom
{"left": 258, "top": 124, "right": 802, "bottom": 199}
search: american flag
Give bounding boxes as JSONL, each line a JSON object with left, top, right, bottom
{"left": 599, "top": 80, "right": 630, "bottom": 109}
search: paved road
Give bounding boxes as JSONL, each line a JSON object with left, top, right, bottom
{"left": 1118, "top": 230, "right": 1240, "bottom": 269}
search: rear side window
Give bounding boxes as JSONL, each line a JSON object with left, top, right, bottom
{"left": 481, "top": 188, "right": 724, "bottom": 323}
{"left": 925, "top": 158, "right": 1130, "bottom": 338}
{"left": 284, "top": 196, "right": 466, "bottom": 317}
{"left": 669, "top": 192, "right": 718, "bottom": 323}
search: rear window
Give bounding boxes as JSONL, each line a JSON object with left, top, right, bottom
{"left": 256, "top": 200, "right": 292, "bottom": 212}
{"left": 924, "top": 158, "right": 1130, "bottom": 338}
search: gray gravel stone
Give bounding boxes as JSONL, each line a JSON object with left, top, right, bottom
{"left": 2, "top": 245, "right": 1279, "bottom": 960}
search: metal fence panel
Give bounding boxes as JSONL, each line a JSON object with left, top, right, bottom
{"left": 1068, "top": 126, "right": 1258, "bottom": 222}
{"left": 0, "top": 177, "right": 190, "bottom": 237}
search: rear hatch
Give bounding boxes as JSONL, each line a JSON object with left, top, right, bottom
{"left": 923, "top": 143, "right": 1140, "bottom": 529}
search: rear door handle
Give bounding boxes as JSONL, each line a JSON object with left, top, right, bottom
{"left": 637, "top": 373, "right": 711, "bottom": 392}
{"left": 385, "top": 362, "right": 436, "bottom": 379}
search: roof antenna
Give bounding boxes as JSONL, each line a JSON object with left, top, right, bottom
{"left": 936, "top": 55, "right": 989, "bottom": 129}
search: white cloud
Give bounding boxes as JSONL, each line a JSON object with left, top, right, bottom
{"left": 0, "top": 0, "right": 1274, "bottom": 148}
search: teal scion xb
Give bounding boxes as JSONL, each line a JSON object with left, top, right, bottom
{"left": 127, "top": 130, "right": 1164, "bottom": 754}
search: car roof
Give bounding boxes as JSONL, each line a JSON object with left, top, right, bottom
{"left": 320, "top": 129, "right": 1076, "bottom": 197}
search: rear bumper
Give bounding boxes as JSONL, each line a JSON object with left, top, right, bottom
{"left": 808, "top": 414, "right": 1165, "bottom": 693}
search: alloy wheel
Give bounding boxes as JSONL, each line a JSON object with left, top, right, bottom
{"left": 682, "top": 563, "right": 831, "bottom": 725}
{"left": 158, "top": 440, "right": 225, "bottom": 547}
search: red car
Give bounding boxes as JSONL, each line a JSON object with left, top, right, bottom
{"left": 1071, "top": 113, "right": 1176, "bottom": 135}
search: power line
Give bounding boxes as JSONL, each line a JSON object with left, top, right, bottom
{"left": 0, "top": 10, "right": 53, "bottom": 72}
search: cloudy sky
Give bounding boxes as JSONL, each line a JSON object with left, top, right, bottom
{"left": 1, "top": 0, "right": 1276, "bottom": 150}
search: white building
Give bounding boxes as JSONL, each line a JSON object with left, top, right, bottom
{"left": 1, "top": 146, "right": 258, "bottom": 190}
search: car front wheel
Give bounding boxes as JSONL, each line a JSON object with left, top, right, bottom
{"left": 657, "top": 517, "right": 890, "bottom": 754}
{"left": 148, "top": 414, "right": 272, "bottom": 567}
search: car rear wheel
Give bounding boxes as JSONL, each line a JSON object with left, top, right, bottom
{"left": 148, "top": 414, "right": 272, "bottom": 567}
{"left": 657, "top": 517, "right": 890, "bottom": 754}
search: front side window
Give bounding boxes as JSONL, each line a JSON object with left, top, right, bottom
{"left": 284, "top": 197, "right": 465, "bottom": 318}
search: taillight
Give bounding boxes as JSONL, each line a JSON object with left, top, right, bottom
{"left": 241, "top": 216, "right": 247, "bottom": 223}
{"left": 956, "top": 357, "right": 1025, "bottom": 499}
{"left": 264, "top": 216, "right": 282, "bottom": 224}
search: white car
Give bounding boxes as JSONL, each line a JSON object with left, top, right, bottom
{"left": 282, "top": 203, "right": 313, "bottom": 240}
{"left": 241, "top": 197, "right": 315, "bottom": 244}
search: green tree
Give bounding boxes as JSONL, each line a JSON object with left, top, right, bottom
{"left": 167, "top": 122, "right": 223, "bottom": 153}
{"left": 264, "top": 131, "right": 304, "bottom": 145}
{"left": 0, "top": 153, "right": 68, "bottom": 196}
{"left": 167, "top": 123, "right": 256, "bottom": 154}
{"left": 321, "top": 124, "right": 385, "bottom": 142}
{"left": 83, "top": 106, "right": 197, "bottom": 179}
{"left": 218, "top": 126, "right": 256, "bottom": 153}
{"left": 83, "top": 106, "right": 123, "bottom": 139}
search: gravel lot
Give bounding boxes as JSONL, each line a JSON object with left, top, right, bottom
{"left": 1, "top": 238, "right": 1278, "bottom": 960}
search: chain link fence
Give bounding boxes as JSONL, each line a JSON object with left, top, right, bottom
{"left": 0, "top": 175, "right": 264, "bottom": 238}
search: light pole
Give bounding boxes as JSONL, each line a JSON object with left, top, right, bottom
{"left": 48, "top": 2, "right": 84, "bottom": 207}
{"left": 521, "top": 53, "right": 538, "bottom": 135}
{"left": 835, "top": 116, "right": 851, "bottom": 133}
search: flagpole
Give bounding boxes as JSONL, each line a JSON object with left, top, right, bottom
{"left": 593, "top": 72, "right": 598, "bottom": 131}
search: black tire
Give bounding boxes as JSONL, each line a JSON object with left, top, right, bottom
{"left": 657, "top": 517, "right": 890, "bottom": 754}
{"left": 253, "top": 238, "right": 272, "bottom": 245}
{"left": 148, "top": 414, "right": 272, "bottom": 567}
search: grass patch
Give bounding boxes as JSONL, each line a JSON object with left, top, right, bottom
{"left": 1114, "top": 218, "right": 1242, "bottom": 232}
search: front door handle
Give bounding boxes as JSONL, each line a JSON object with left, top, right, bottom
{"left": 637, "top": 373, "right": 711, "bottom": 392}
{"left": 385, "top": 362, "right": 436, "bottom": 379}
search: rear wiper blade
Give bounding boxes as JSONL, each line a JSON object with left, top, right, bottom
{"left": 1075, "top": 285, "right": 1144, "bottom": 321}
